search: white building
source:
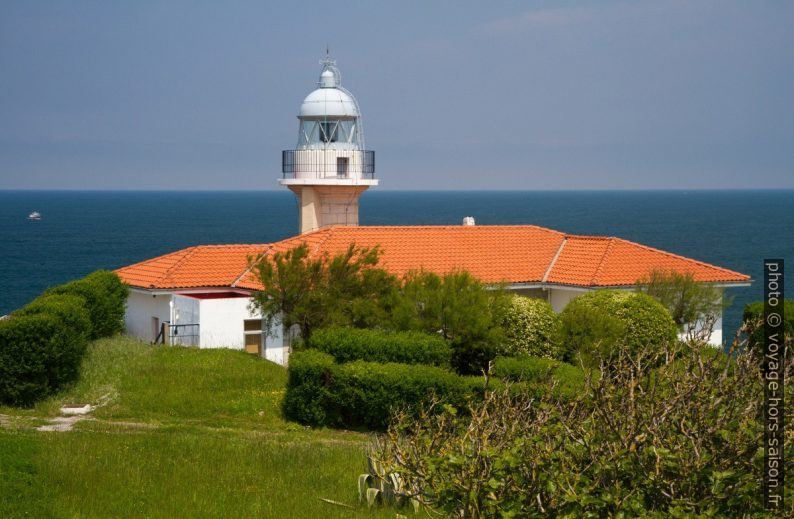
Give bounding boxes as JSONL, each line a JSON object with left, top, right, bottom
{"left": 116, "top": 56, "right": 750, "bottom": 364}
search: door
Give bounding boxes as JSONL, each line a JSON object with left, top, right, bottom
{"left": 151, "top": 317, "right": 160, "bottom": 342}
{"left": 336, "top": 157, "right": 349, "bottom": 178}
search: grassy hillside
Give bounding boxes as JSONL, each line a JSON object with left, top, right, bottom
{"left": 0, "top": 337, "right": 394, "bottom": 518}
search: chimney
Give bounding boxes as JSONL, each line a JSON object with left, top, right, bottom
{"left": 462, "top": 216, "right": 476, "bottom": 226}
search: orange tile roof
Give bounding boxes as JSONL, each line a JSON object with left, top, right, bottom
{"left": 116, "top": 244, "right": 270, "bottom": 289}
{"left": 115, "top": 225, "right": 750, "bottom": 291}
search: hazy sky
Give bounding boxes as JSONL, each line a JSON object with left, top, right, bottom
{"left": 0, "top": 1, "right": 792, "bottom": 190}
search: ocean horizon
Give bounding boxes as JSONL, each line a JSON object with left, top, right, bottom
{"left": 2, "top": 188, "right": 792, "bottom": 343}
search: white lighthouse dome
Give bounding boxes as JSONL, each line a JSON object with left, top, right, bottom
{"left": 299, "top": 87, "right": 359, "bottom": 118}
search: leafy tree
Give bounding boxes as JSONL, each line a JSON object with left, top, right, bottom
{"left": 637, "top": 270, "right": 727, "bottom": 342}
{"left": 389, "top": 271, "right": 509, "bottom": 375}
{"left": 251, "top": 245, "right": 508, "bottom": 373}
{"left": 250, "top": 243, "right": 396, "bottom": 340}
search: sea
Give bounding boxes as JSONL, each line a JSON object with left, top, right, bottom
{"left": 1, "top": 190, "right": 792, "bottom": 342}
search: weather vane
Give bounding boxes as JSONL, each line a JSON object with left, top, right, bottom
{"left": 320, "top": 45, "right": 335, "bottom": 68}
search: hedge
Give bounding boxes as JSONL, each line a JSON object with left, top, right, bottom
{"left": 0, "top": 271, "right": 128, "bottom": 406}
{"left": 491, "top": 355, "right": 587, "bottom": 400}
{"left": 305, "top": 327, "right": 451, "bottom": 367}
{"left": 17, "top": 294, "right": 92, "bottom": 341}
{"left": 45, "top": 270, "right": 128, "bottom": 339}
{"left": 0, "top": 313, "right": 83, "bottom": 406}
{"left": 559, "top": 290, "right": 678, "bottom": 364}
{"left": 283, "top": 350, "right": 474, "bottom": 430}
{"left": 743, "top": 300, "right": 794, "bottom": 350}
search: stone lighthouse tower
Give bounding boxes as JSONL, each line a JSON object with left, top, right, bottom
{"left": 280, "top": 54, "right": 377, "bottom": 234}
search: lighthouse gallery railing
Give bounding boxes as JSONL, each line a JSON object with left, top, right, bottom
{"left": 282, "top": 149, "right": 375, "bottom": 179}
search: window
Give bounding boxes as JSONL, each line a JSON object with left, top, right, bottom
{"left": 243, "top": 319, "right": 263, "bottom": 355}
{"left": 319, "top": 121, "right": 338, "bottom": 143}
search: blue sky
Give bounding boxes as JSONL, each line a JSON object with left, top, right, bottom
{"left": 0, "top": 1, "right": 791, "bottom": 190}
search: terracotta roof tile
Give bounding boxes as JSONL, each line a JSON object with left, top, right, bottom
{"left": 116, "top": 226, "right": 750, "bottom": 291}
{"left": 116, "top": 244, "right": 270, "bottom": 289}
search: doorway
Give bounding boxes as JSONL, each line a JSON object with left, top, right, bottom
{"left": 336, "top": 157, "right": 349, "bottom": 178}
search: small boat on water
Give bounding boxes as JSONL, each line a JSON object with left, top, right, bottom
{"left": 28, "top": 211, "right": 42, "bottom": 220}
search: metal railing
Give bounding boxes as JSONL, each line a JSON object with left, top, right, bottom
{"left": 282, "top": 149, "right": 375, "bottom": 179}
{"left": 155, "top": 322, "right": 200, "bottom": 347}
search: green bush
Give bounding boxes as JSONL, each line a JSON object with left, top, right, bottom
{"left": 281, "top": 350, "right": 336, "bottom": 426}
{"left": 305, "top": 327, "right": 451, "bottom": 367}
{"left": 498, "top": 296, "right": 562, "bottom": 359}
{"left": 46, "top": 270, "right": 128, "bottom": 339}
{"left": 0, "top": 313, "right": 83, "bottom": 406}
{"left": 491, "top": 355, "right": 587, "bottom": 400}
{"left": 0, "top": 271, "right": 127, "bottom": 406}
{"left": 334, "top": 361, "right": 470, "bottom": 430}
{"left": 17, "top": 294, "right": 92, "bottom": 341}
{"left": 559, "top": 290, "right": 678, "bottom": 365}
{"left": 283, "top": 350, "right": 472, "bottom": 430}
{"left": 743, "top": 300, "right": 794, "bottom": 351}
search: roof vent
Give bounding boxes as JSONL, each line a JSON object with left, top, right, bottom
{"left": 462, "top": 216, "right": 476, "bottom": 226}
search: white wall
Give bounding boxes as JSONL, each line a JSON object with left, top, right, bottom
{"left": 125, "top": 291, "right": 291, "bottom": 364}
{"left": 172, "top": 294, "right": 200, "bottom": 346}
{"left": 264, "top": 315, "right": 289, "bottom": 366}
{"left": 124, "top": 290, "right": 172, "bottom": 342}
{"left": 548, "top": 287, "right": 588, "bottom": 313}
{"left": 198, "top": 297, "right": 259, "bottom": 349}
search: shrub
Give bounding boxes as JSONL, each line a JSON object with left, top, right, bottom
{"left": 497, "top": 296, "right": 562, "bottom": 359}
{"left": 559, "top": 290, "right": 678, "bottom": 364}
{"left": 0, "top": 313, "right": 83, "bottom": 406}
{"left": 282, "top": 350, "right": 472, "bottom": 430}
{"left": 46, "top": 270, "right": 128, "bottom": 339}
{"left": 334, "top": 361, "right": 470, "bottom": 430}
{"left": 367, "top": 340, "right": 791, "bottom": 517}
{"left": 491, "top": 355, "right": 586, "bottom": 400}
{"left": 743, "top": 299, "right": 794, "bottom": 352}
{"left": 306, "top": 327, "right": 451, "bottom": 367}
{"left": 281, "top": 349, "right": 336, "bottom": 426}
{"left": 17, "top": 294, "right": 92, "bottom": 341}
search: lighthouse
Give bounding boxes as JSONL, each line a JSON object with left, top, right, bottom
{"left": 280, "top": 54, "right": 377, "bottom": 234}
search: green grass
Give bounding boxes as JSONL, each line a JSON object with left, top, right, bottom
{"left": 0, "top": 337, "right": 397, "bottom": 518}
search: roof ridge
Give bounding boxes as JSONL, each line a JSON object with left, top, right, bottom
{"left": 542, "top": 237, "right": 567, "bottom": 282}
{"left": 612, "top": 237, "right": 749, "bottom": 278}
{"left": 231, "top": 245, "right": 273, "bottom": 288}
{"left": 186, "top": 243, "right": 271, "bottom": 248}
{"left": 589, "top": 237, "right": 616, "bottom": 286}
{"left": 159, "top": 246, "right": 200, "bottom": 287}
{"left": 311, "top": 227, "right": 337, "bottom": 255}
{"left": 339, "top": 223, "right": 565, "bottom": 233}
{"left": 564, "top": 234, "right": 614, "bottom": 241}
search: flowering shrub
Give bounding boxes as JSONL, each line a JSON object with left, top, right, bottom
{"left": 497, "top": 295, "right": 561, "bottom": 359}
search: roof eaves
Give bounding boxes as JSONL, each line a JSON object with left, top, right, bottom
{"left": 614, "top": 237, "right": 750, "bottom": 281}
